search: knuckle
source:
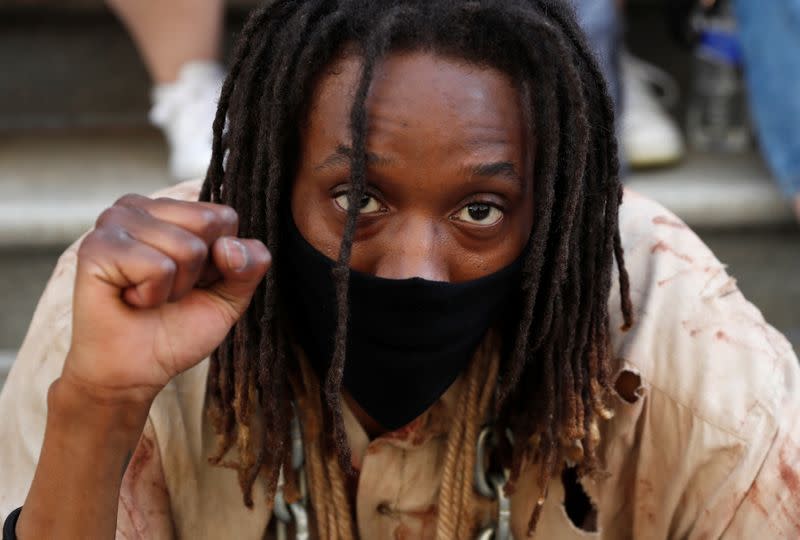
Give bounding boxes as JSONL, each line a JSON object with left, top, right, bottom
{"left": 114, "top": 193, "right": 148, "bottom": 208}
{"left": 195, "top": 207, "right": 221, "bottom": 234}
{"left": 193, "top": 205, "right": 237, "bottom": 236}
{"left": 101, "top": 225, "right": 133, "bottom": 244}
{"left": 176, "top": 237, "right": 208, "bottom": 265}
{"left": 95, "top": 205, "right": 127, "bottom": 227}
{"left": 153, "top": 196, "right": 181, "bottom": 211}
{"left": 86, "top": 224, "right": 130, "bottom": 248}
{"left": 77, "top": 227, "right": 131, "bottom": 265}
{"left": 219, "top": 205, "right": 239, "bottom": 227}
{"left": 188, "top": 237, "right": 208, "bottom": 258}
{"left": 154, "top": 256, "right": 177, "bottom": 278}
{"left": 77, "top": 231, "right": 101, "bottom": 257}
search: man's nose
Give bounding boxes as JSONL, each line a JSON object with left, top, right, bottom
{"left": 372, "top": 217, "right": 449, "bottom": 282}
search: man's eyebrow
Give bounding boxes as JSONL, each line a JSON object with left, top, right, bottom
{"left": 314, "top": 144, "right": 395, "bottom": 171}
{"left": 467, "top": 161, "right": 523, "bottom": 185}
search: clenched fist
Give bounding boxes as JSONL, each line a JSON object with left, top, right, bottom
{"left": 63, "top": 194, "right": 271, "bottom": 407}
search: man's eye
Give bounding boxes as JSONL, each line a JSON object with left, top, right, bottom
{"left": 333, "top": 192, "right": 383, "bottom": 214}
{"left": 453, "top": 203, "right": 503, "bottom": 226}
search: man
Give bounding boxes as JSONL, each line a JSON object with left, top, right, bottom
{"left": 2, "top": 1, "right": 798, "bottom": 538}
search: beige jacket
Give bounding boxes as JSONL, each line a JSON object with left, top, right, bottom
{"left": 1, "top": 180, "right": 798, "bottom": 539}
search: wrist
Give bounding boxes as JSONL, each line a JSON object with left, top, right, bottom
{"left": 16, "top": 379, "right": 151, "bottom": 539}
{"left": 48, "top": 374, "right": 152, "bottom": 439}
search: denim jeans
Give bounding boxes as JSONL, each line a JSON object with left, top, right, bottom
{"left": 570, "top": 0, "right": 624, "bottom": 170}
{"left": 735, "top": 0, "right": 800, "bottom": 197}
{"left": 570, "top": 0, "right": 623, "bottom": 111}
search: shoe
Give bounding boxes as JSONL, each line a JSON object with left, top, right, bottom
{"left": 621, "top": 53, "right": 685, "bottom": 169}
{"left": 149, "top": 61, "right": 225, "bottom": 181}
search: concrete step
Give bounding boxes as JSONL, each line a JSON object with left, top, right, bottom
{"left": 0, "top": 248, "right": 66, "bottom": 353}
{"left": 0, "top": 129, "right": 170, "bottom": 247}
{"left": 627, "top": 152, "right": 796, "bottom": 227}
{"left": 0, "top": 12, "right": 149, "bottom": 131}
{"left": 0, "top": 10, "right": 248, "bottom": 132}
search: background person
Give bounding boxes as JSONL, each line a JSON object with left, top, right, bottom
{"left": 106, "top": 0, "right": 226, "bottom": 180}
{"left": 571, "top": 0, "right": 686, "bottom": 169}
{"left": 734, "top": 0, "right": 800, "bottom": 222}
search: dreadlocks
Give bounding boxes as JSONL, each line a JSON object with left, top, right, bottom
{"left": 199, "top": 0, "right": 633, "bottom": 535}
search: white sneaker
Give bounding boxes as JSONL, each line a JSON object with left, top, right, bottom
{"left": 149, "top": 61, "right": 225, "bottom": 181}
{"left": 621, "top": 53, "right": 685, "bottom": 169}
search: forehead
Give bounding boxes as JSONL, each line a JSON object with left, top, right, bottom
{"left": 302, "top": 50, "right": 525, "bottom": 155}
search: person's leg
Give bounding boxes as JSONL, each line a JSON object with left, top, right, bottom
{"left": 570, "top": 0, "right": 629, "bottom": 173}
{"left": 106, "top": 0, "right": 224, "bottom": 84}
{"left": 734, "top": 0, "right": 800, "bottom": 221}
{"left": 106, "top": 0, "right": 226, "bottom": 180}
{"left": 570, "top": 0, "right": 623, "bottom": 111}
{"left": 572, "top": 0, "right": 684, "bottom": 170}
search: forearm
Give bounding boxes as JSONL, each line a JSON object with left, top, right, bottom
{"left": 15, "top": 376, "right": 151, "bottom": 539}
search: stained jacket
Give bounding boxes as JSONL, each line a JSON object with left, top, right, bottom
{"left": 1, "top": 179, "right": 798, "bottom": 539}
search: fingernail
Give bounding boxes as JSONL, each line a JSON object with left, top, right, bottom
{"left": 223, "top": 238, "right": 248, "bottom": 271}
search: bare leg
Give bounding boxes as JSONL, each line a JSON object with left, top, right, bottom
{"left": 106, "top": 0, "right": 224, "bottom": 84}
{"left": 105, "top": 0, "right": 225, "bottom": 180}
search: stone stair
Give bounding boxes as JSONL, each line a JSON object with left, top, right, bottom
{"left": 1, "top": 2, "right": 797, "bottom": 389}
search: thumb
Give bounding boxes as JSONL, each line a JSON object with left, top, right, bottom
{"left": 160, "top": 237, "right": 270, "bottom": 374}
{"left": 205, "top": 236, "right": 272, "bottom": 320}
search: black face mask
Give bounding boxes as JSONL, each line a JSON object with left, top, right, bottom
{"left": 282, "top": 214, "right": 522, "bottom": 431}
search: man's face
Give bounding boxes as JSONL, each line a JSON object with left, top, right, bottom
{"left": 291, "top": 50, "right": 534, "bottom": 282}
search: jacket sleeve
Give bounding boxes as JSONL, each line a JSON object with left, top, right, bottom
{"left": 720, "top": 354, "right": 800, "bottom": 538}
{"left": 597, "top": 191, "right": 800, "bottom": 539}
{"left": 0, "top": 243, "right": 78, "bottom": 523}
{"left": 0, "top": 241, "right": 175, "bottom": 539}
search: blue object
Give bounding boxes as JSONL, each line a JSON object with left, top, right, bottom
{"left": 569, "top": 0, "right": 624, "bottom": 169}
{"left": 734, "top": 0, "right": 800, "bottom": 198}
{"left": 698, "top": 28, "right": 743, "bottom": 66}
